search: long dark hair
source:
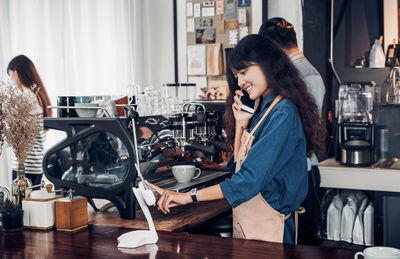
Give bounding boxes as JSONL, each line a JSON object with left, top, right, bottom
{"left": 7, "top": 55, "right": 52, "bottom": 117}
{"left": 223, "top": 34, "right": 324, "bottom": 158}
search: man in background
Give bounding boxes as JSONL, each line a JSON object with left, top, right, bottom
{"left": 259, "top": 17, "right": 326, "bottom": 246}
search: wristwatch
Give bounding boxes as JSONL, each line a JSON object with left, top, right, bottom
{"left": 190, "top": 188, "right": 198, "bottom": 203}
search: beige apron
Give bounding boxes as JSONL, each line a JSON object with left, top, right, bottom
{"left": 232, "top": 95, "right": 304, "bottom": 244}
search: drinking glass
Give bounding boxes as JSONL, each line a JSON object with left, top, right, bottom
{"left": 144, "top": 85, "right": 154, "bottom": 115}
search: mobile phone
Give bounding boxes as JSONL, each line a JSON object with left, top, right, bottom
{"left": 239, "top": 90, "right": 255, "bottom": 114}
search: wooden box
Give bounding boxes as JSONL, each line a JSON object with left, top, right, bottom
{"left": 55, "top": 197, "right": 88, "bottom": 232}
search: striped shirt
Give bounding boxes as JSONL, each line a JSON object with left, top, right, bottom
{"left": 11, "top": 90, "right": 45, "bottom": 175}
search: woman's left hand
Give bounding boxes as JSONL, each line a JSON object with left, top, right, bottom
{"left": 146, "top": 181, "right": 192, "bottom": 214}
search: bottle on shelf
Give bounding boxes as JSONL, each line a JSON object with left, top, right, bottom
{"left": 378, "top": 124, "right": 389, "bottom": 161}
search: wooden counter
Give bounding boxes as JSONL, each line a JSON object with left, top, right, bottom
{"left": 89, "top": 199, "right": 231, "bottom": 232}
{"left": 0, "top": 224, "right": 358, "bottom": 258}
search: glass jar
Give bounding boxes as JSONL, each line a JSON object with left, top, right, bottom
{"left": 378, "top": 124, "right": 389, "bottom": 160}
{"left": 11, "top": 163, "right": 32, "bottom": 206}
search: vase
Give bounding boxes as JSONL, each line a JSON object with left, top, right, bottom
{"left": 1, "top": 211, "right": 24, "bottom": 232}
{"left": 11, "top": 163, "right": 32, "bottom": 207}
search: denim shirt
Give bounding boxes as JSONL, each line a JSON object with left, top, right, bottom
{"left": 220, "top": 92, "right": 308, "bottom": 244}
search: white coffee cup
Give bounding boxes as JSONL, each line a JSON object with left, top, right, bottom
{"left": 75, "top": 103, "right": 104, "bottom": 118}
{"left": 172, "top": 165, "right": 201, "bottom": 183}
{"left": 355, "top": 247, "right": 400, "bottom": 259}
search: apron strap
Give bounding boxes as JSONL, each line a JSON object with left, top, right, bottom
{"left": 244, "top": 95, "right": 283, "bottom": 147}
{"left": 284, "top": 213, "right": 291, "bottom": 221}
{"left": 294, "top": 206, "right": 306, "bottom": 244}
{"left": 289, "top": 52, "right": 305, "bottom": 62}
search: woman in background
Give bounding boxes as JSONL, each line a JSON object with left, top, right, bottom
{"left": 7, "top": 55, "right": 52, "bottom": 186}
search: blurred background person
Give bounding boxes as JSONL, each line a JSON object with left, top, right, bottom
{"left": 258, "top": 17, "right": 325, "bottom": 113}
{"left": 7, "top": 55, "right": 52, "bottom": 186}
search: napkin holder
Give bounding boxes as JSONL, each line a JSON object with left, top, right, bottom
{"left": 22, "top": 189, "right": 62, "bottom": 230}
{"left": 117, "top": 182, "right": 158, "bottom": 248}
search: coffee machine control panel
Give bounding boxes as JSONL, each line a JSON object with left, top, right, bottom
{"left": 340, "top": 123, "right": 375, "bottom": 143}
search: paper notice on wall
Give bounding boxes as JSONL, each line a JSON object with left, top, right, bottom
{"left": 225, "top": 20, "right": 239, "bottom": 30}
{"left": 202, "top": 7, "right": 215, "bottom": 17}
{"left": 229, "top": 30, "right": 238, "bottom": 45}
{"left": 238, "top": 9, "right": 247, "bottom": 24}
{"left": 199, "top": 18, "right": 213, "bottom": 27}
{"left": 203, "top": 1, "right": 215, "bottom": 7}
{"left": 216, "top": 0, "right": 224, "bottom": 15}
{"left": 187, "top": 18, "right": 195, "bottom": 32}
{"left": 239, "top": 26, "right": 248, "bottom": 40}
{"left": 188, "top": 76, "right": 208, "bottom": 99}
{"left": 238, "top": 0, "right": 250, "bottom": 7}
{"left": 225, "top": 0, "right": 236, "bottom": 19}
{"left": 194, "top": 3, "right": 201, "bottom": 17}
{"left": 186, "top": 2, "right": 193, "bottom": 16}
{"left": 187, "top": 45, "right": 206, "bottom": 75}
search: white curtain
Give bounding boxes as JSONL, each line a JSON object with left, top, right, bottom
{"left": 0, "top": 0, "right": 175, "bottom": 187}
{"left": 268, "top": 0, "right": 304, "bottom": 51}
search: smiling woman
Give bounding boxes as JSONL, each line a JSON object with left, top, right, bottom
{"left": 232, "top": 65, "right": 269, "bottom": 99}
{"left": 147, "top": 34, "right": 325, "bottom": 245}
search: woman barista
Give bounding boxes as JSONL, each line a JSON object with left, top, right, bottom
{"left": 147, "top": 35, "right": 324, "bottom": 244}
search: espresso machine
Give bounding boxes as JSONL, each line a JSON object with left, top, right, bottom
{"left": 336, "top": 82, "right": 376, "bottom": 166}
{"left": 43, "top": 97, "right": 229, "bottom": 219}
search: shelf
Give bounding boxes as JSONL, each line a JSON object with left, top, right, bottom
{"left": 320, "top": 158, "right": 400, "bottom": 192}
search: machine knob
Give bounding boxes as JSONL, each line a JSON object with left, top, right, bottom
{"left": 124, "top": 105, "right": 139, "bottom": 119}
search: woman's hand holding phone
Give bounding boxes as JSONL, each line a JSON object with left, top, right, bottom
{"left": 232, "top": 90, "right": 259, "bottom": 127}
{"left": 239, "top": 90, "right": 256, "bottom": 114}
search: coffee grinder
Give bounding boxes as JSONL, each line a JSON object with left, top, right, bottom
{"left": 336, "top": 82, "right": 376, "bottom": 166}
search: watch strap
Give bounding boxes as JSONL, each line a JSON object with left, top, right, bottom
{"left": 190, "top": 188, "right": 198, "bottom": 203}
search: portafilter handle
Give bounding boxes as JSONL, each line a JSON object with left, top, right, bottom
{"left": 208, "top": 139, "right": 229, "bottom": 152}
{"left": 185, "top": 143, "right": 217, "bottom": 156}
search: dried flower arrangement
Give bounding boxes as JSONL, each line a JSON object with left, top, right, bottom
{"left": 0, "top": 80, "right": 43, "bottom": 164}
{"left": 0, "top": 106, "right": 3, "bottom": 155}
